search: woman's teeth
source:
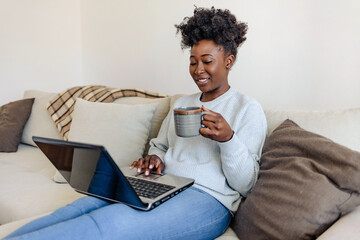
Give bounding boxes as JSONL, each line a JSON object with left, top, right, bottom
{"left": 198, "top": 78, "right": 208, "bottom": 82}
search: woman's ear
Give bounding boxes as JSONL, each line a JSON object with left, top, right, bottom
{"left": 225, "top": 55, "right": 235, "bottom": 69}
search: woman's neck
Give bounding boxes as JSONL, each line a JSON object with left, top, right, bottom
{"left": 200, "top": 85, "right": 230, "bottom": 102}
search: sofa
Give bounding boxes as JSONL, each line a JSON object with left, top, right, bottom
{"left": 0, "top": 88, "right": 359, "bottom": 239}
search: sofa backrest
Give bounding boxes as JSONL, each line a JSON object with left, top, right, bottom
{"left": 265, "top": 109, "right": 360, "bottom": 152}
{"left": 22, "top": 90, "right": 360, "bottom": 156}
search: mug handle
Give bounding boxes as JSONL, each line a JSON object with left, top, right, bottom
{"left": 201, "top": 110, "right": 211, "bottom": 128}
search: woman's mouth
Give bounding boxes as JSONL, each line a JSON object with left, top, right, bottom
{"left": 196, "top": 78, "right": 210, "bottom": 84}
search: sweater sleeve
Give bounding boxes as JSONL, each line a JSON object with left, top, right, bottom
{"left": 218, "top": 102, "right": 267, "bottom": 197}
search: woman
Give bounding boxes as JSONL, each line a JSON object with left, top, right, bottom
{"left": 6, "top": 7, "right": 267, "bottom": 240}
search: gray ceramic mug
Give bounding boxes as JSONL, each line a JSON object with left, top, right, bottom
{"left": 174, "top": 107, "right": 208, "bottom": 137}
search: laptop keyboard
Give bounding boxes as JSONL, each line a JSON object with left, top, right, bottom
{"left": 126, "top": 177, "right": 175, "bottom": 199}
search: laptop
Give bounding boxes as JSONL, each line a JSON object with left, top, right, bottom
{"left": 32, "top": 136, "right": 194, "bottom": 211}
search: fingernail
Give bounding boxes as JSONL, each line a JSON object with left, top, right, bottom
{"left": 145, "top": 170, "right": 149, "bottom": 175}
{"left": 137, "top": 168, "right": 141, "bottom": 173}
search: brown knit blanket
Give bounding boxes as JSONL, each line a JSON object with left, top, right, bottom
{"left": 47, "top": 85, "right": 167, "bottom": 140}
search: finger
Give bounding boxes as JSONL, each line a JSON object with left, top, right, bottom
{"left": 199, "top": 127, "right": 216, "bottom": 140}
{"left": 130, "top": 161, "right": 138, "bottom": 169}
{"left": 156, "top": 162, "right": 164, "bottom": 174}
{"left": 201, "top": 118, "right": 216, "bottom": 129}
{"left": 155, "top": 158, "right": 165, "bottom": 173}
{"left": 154, "top": 158, "right": 161, "bottom": 169}
{"left": 202, "top": 112, "right": 222, "bottom": 123}
{"left": 202, "top": 114, "right": 221, "bottom": 128}
{"left": 143, "top": 155, "right": 152, "bottom": 167}
{"left": 137, "top": 158, "right": 144, "bottom": 173}
{"left": 149, "top": 155, "right": 157, "bottom": 169}
{"left": 144, "top": 157, "right": 151, "bottom": 176}
{"left": 201, "top": 105, "right": 218, "bottom": 116}
{"left": 200, "top": 121, "right": 234, "bottom": 142}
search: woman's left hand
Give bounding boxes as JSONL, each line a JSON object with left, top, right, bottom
{"left": 200, "top": 105, "right": 234, "bottom": 142}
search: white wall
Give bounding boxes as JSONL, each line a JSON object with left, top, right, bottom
{"left": 80, "top": 0, "right": 360, "bottom": 110}
{"left": 80, "top": 0, "right": 194, "bottom": 98}
{"left": 0, "top": 0, "right": 82, "bottom": 105}
{"left": 1, "top": 0, "right": 359, "bottom": 110}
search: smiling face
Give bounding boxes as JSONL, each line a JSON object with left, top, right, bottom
{"left": 189, "top": 39, "right": 234, "bottom": 102}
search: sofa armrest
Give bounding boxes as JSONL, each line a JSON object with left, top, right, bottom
{"left": 317, "top": 205, "right": 360, "bottom": 240}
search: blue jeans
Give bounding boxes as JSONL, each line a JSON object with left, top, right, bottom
{"left": 5, "top": 187, "right": 231, "bottom": 240}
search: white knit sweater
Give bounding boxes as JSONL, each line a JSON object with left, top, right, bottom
{"left": 148, "top": 87, "right": 267, "bottom": 212}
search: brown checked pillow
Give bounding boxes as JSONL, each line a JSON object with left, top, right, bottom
{"left": 0, "top": 98, "right": 34, "bottom": 152}
{"left": 232, "top": 119, "right": 360, "bottom": 240}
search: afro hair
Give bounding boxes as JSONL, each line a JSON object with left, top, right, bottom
{"left": 175, "top": 6, "right": 248, "bottom": 59}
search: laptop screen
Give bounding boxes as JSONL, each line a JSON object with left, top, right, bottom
{"left": 35, "top": 139, "right": 145, "bottom": 208}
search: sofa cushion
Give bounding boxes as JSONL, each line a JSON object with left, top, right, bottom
{"left": 22, "top": 90, "right": 63, "bottom": 146}
{"left": 0, "top": 98, "right": 34, "bottom": 152}
{"left": 0, "top": 144, "right": 83, "bottom": 224}
{"left": 68, "top": 99, "right": 158, "bottom": 168}
{"left": 0, "top": 212, "right": 50, "bottom": 239}
{"left": 232, "top": 119, "right": 360, "bottom": 240}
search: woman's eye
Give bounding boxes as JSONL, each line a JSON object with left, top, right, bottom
{"left": 190, "top": 62, "right": 196, "bottom": 66}
{"left": 203, "top": 60, "right": 212, "bottom": 64}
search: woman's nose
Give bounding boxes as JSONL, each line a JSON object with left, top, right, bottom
{"left": 195, "top": 63, "right": 205, "bottom": 75}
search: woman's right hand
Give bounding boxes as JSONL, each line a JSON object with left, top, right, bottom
{"left": 130, "top": 154, "right": 164, "bottom": 176}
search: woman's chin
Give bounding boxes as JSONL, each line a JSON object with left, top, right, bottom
{"left": 197, "top": 86, "right": 209, "bottom": 93}
{"left": 195, "top": 82, "right": 210, "bottom": 92}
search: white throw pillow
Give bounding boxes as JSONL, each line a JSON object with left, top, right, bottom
{"left": 114, "top": 97, "right": 170, "bottom": 154}
{"left": 68, "top": 98, "right": 158, "bottom": 168}
{"left": 22, "top": 90, "right": 63, "bottom": 146}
